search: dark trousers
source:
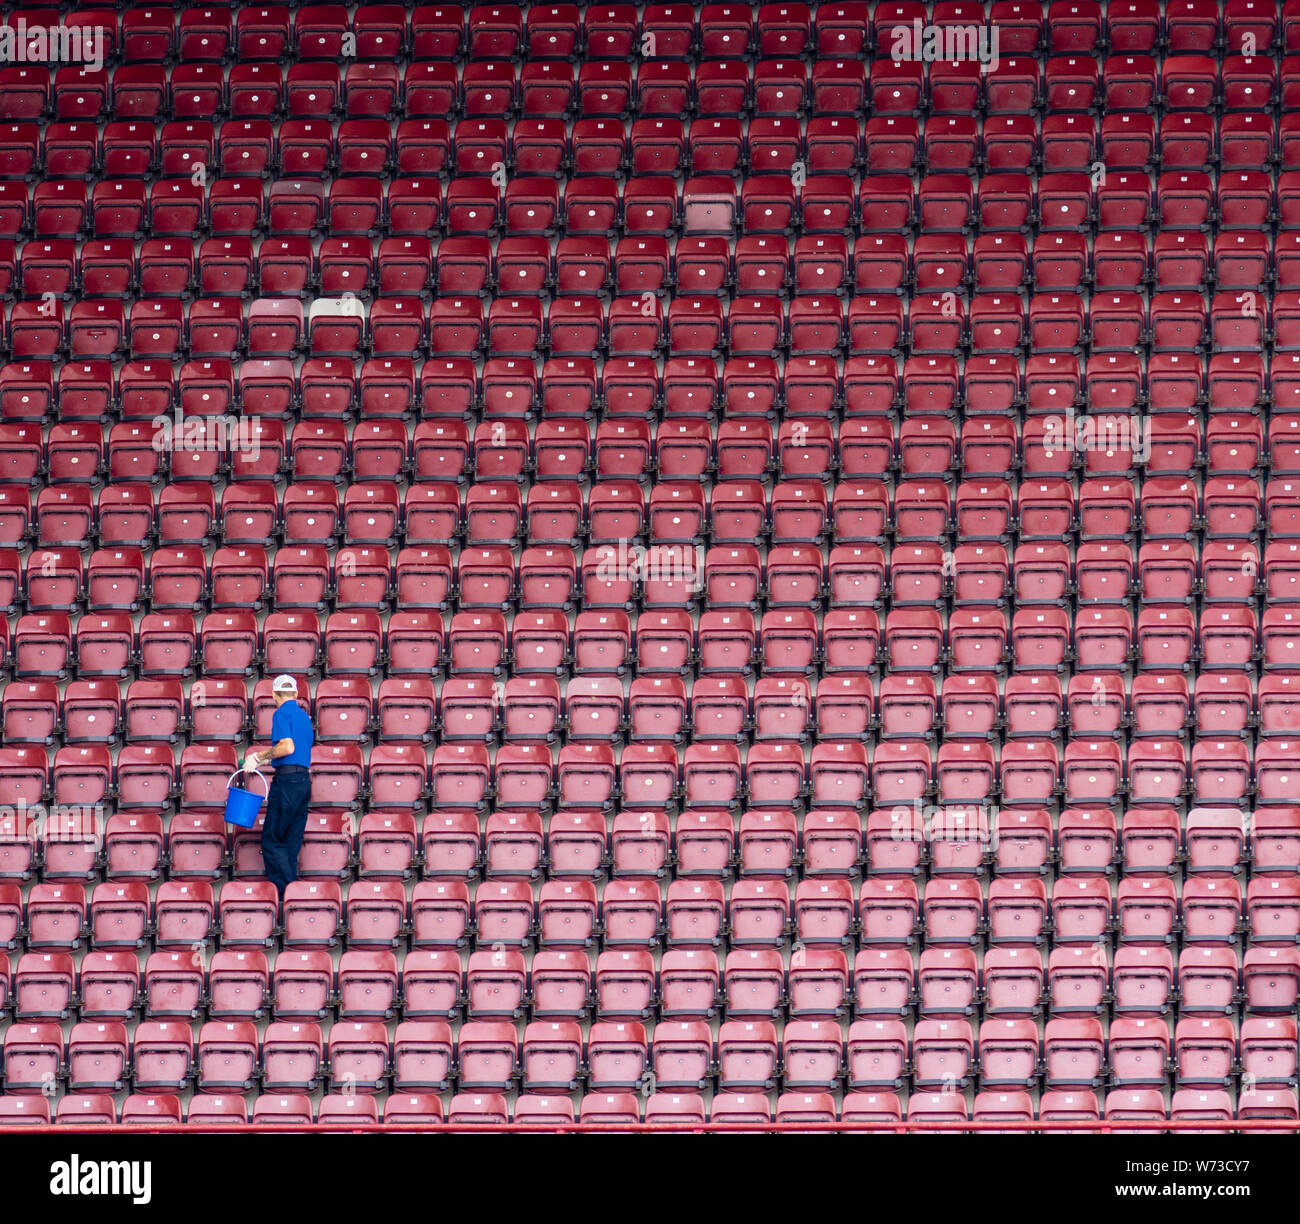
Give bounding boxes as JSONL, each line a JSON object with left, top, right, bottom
{"left": 262, "top": 769, "right": 311, "bottom": 897}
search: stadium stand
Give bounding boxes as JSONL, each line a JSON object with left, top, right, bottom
{"left": 0, "top": 0, "right": 1296, "bottom": 1131}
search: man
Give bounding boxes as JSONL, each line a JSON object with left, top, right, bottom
{"left": 245, "top": 674, "right": 314, "bottom": 898}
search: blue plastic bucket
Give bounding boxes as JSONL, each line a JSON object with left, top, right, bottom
{"left": 224, "top": 769, "right": 268, "bottom": 828}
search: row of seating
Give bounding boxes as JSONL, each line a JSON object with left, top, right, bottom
{"left": 12, "top": 596, "right": 1300, "bottom": 674}
{"left": 3, "top": 1013, "right": 1297, "bottom": 1096}
{"left": 24, "top": 51, "right": 1300, "bottom": 119}
{"left": 5, "top": 2, "right": 884, "bottom": 67}
{"left": 10, "top": 691, "right": 1300, "bottom": 784}
{"left": 6, "top": 288, "right": 1300, "bottom": 365}
{"left": 24, "top": 0, "right": 1300, "bottom": 60}
{"left": 9, "top": 0, "right": 1295, "bottom": 64}
{"left": 5, "top": 873, "right": 1300, "bottom": 948}
{"left": 17, "top": 111, "right": 1300, "bottom": 183}
{"left": 4, "top": 474, "right": 1296, "bottom": 546}
{"left": 9, "top": 171, "right": 1300, "bottom": 242}
{"left": 7, "top": 1086, "right": 1293, "bottom": 1129}
{"left": 18, "top": 530, "right": 1300, "bottom": 589}
{"left": 14, "top": 229, "right": 1300, "bottom": 305}
{"left": 10, "top": 666, "right": 1300, "bottom": 743}
{"left": 5, "top": 938, "right": 1298, "bottom": 1020}
{"left": 28, "top": 589, "right": 1300, "bottom": 678}
{"left": 0, "top": 444, "right": 1282, "bottom": 518}
{"left": 0, "top": 355, "right": 1288, "bottom": 426}
{"left": 3, "top": 479, "right": 1300, "bottom": 558}
{"left": 0, "top": 534, "right": 1296, "bottom": 609}
{"left": 11, "top": 734, "right": 1300, "bottom": 815}
{"left": 3, "top": 781, "right": 1299, "bottom": 874}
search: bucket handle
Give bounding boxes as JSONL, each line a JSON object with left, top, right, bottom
{"left": 228, "top": 769, "right": 269, "bottom": 797}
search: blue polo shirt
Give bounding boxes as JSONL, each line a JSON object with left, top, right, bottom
{"left": 270, "top": 699, "right": 313, "bottom": 769}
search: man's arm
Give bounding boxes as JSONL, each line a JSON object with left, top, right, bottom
{"left": 248, "top": 737, "right": 295, "bottom": 768}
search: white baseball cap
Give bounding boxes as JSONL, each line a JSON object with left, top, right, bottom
{"left": 272, "top": 674, "right": 299, "bottom": 694}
